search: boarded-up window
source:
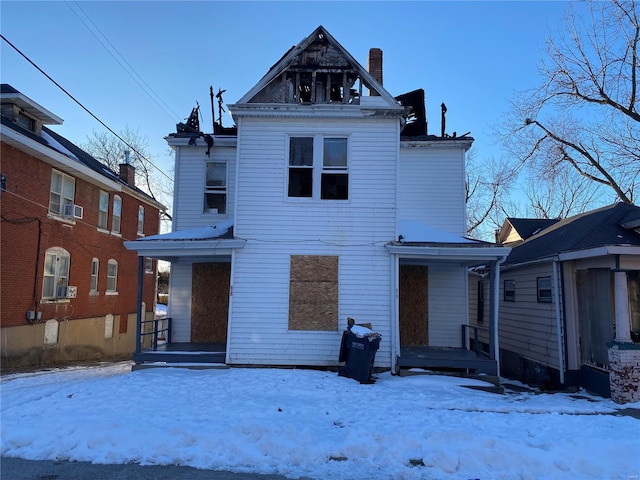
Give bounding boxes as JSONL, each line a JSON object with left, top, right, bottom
{"left": 288, "top": 255, "right": 338, "bottom": 331}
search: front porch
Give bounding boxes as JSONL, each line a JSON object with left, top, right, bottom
{"left": 398, "top": 346, "right": 497, "bottom": 375}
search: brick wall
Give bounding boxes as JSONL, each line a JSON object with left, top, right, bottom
{"left": 1, "top": 142, "right": 160, "bottom": 332}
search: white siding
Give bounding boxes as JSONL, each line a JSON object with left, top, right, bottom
{"left": 428, "top": 264, "right": 468, "bottom": 346}
{"left": 173, "top": 145, "right": 236, "bottom": 231}
{"left": 167, "top": 260, "right": 193, "bottom": 342}
{"left": 228, "top": 116, "right": 398, "bottom": 367}
{"left": 499, "top": 263, "right": 561, "bottom": 369}
{"left": 398, "top": 146, "right": 466, "bottom": 236}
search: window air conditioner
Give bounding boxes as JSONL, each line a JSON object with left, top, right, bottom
{"left": 63, "top": 204, "right": 83, "bottom": 219}
{"left": 56, "top": 285, "right": 67, "bottom": 298}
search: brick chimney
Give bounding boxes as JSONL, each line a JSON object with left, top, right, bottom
{"left": 119, "top": 151, "right": 136, "bottom": 187}
{"left": 368, "top": 48, "right": 383, "bottom": 96}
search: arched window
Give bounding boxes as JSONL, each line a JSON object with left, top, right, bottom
{"left": 137, "top": 206, "right": 144, "bottom": 235}
{"left": 106, "top": 259, "right": 118, "bottom": 293}
{"left": 43, "top": 247, "right": 70, "bottom": 300}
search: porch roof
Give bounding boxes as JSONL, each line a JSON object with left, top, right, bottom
{"left": 124, "top": 220, "right": 245, "bottom": 260}
{"left": 386, "top": 220, "right": 511, "bottom": 264}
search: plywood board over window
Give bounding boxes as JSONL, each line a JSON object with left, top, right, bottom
{"left": 289, "top": 255, "right": 338, "bottom": 331}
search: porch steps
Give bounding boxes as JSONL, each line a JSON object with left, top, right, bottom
{"left": 398, "top": 369, "right": 504, "bottom": 394}
{"left": 132, "top": 362, "right": 229, "bottom": 371}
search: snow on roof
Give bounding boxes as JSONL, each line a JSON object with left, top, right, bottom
{"left": 41, "top": 129, "right": 80, "bottom": 161}
{"left": 138, "top": 219, "right": 233, "bottom": 241}
{"left": 398, "top": 219, "right": 475, "bottom": 243}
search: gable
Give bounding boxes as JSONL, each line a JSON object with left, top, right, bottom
{"left": 236, "top": 26, "right": 399, "bottom": 108}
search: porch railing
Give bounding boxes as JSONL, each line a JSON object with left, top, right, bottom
{"left": 461, "top": 324, "right": 490, "bottom": 358}
{"left": 140, "top": 317, "right": 172, "bottom": 351}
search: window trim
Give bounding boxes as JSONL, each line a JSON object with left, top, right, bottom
{"left": 137, "top": 205, "right": 145, "bottom": 236}
{"left": 106, "top": 259, "right": 118, "bottom": 294}
{"left": 204, "top": 160, "right": 228, "bottom": 214}
{"left": 90, "top": 258, "right": 99, "bottom": 295}
{"left": 42, "top": 247, "right": 71, "bottom": 301}
{"left": 503, "top": 280, "right": 516, "bottom": 302}
{"left": 111, "top": 195, "right": 122, "bottom": 235}
{"left": 537, "top": 276, "right": 553, "bottom": 303}
{"left": 48, "top": 169, "right": 75, "bottom": 218}
{"left": 98, "top": 191, "right": 109, "bottom": 231}
{"left": 287, "top": 135, "right": 349, "bottom": 201}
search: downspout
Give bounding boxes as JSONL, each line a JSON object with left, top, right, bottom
{"left": 552, "top": 259, "right": 565, "bottom": 384}
{"left": 492, "top": 255, "right": 508, "bottom": 374}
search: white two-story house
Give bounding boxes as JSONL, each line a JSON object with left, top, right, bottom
{"left": 126, "top": 26, "right": 510, "bottom": 374}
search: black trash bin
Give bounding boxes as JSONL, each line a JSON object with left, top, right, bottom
{"left": 338, "top": 325, "right": 381, "bottom": 384}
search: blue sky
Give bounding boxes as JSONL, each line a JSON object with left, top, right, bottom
{"left": 1, "top": 1, "right": 572, "bottom": 189}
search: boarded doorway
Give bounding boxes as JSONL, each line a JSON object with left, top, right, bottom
{"left": 399, "top": 265, "right": 428, "bottom": 346}
{"left": 191, "top": 262, "right": 230, "bottom": 343}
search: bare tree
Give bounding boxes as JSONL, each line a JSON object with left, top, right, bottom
{"left": 81, "top": 126, "right": 173, "bottom": 226}
{"left": 466, "top": 149, "right": 518, "bottom": 240}
{"left": 502, "top": 0, "right": 639, "bottom": 207}
{"left": 524, "top": 163, "right": 600, "bottom": 219}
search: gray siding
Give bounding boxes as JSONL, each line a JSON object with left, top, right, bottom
{"left": 499, "top": 263, "right": 561, "bottom": 369}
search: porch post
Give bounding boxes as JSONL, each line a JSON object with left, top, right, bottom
{"left": 614, "top": 271, "right": 632, "bottom": 343}
{"left": 488, "top": 261, "right": 496, "bottom": 361}
{"left": 135, "top": 255, "right": 144, "bottom": 354}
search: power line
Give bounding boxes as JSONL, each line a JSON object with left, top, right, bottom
{"left": 64, "top": 1, "right": 182, "bottom": 123}
{"left": 0, "top": 33, "right": 174, "bottom": 184}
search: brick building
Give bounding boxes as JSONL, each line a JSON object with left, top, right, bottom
{"left": 1, "top": 84, "right": 165, "bottom": 370}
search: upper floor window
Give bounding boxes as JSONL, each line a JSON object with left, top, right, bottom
{"left": 137, "top": 206, "right": 145, "bottom": 235}
{"left": 106, "top": 259, "right": 118, "bottom": 293}
{"left": 204, "top": 161, "right": 227, "bottom": 214}
{"left": 98, "top": 191, "right": 109, "bottom": 230}
{"left": 49, "top": 170, "right": 75, "bottom": 217}
{"left": 288, "top": 136, "right": 348, "bottom": 200}
{"left": 16, "top": 112, "right": 36, "bottom": 132}
{"left": 43, "top": 247, "right": 70, "bottom": 300}
{"left": 90, "top": 258, "right": 99, "bottom": 294}
{"left": 112, "top": 195, "right": 122, "bottom": 234}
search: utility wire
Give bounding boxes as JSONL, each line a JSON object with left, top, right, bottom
{"left": 65, "top": 1, "right": 182, "bottom": 123}
{"left": 1, "top": 33, "right": 174, "bottom": 184}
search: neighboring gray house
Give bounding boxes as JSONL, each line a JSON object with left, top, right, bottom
{"left": 126, "top": 26, "right": 510, "bottom": 375}
{"left": 470, "top": 203, "right": 640, "bottom": 402}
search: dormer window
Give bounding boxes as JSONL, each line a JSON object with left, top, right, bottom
{"left": 16, "top": 111, "right": 35, "bottom": 132}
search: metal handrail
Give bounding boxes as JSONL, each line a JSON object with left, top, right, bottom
{"left": 140, "top": 317, "right": 172, "bottom": 351}
{"left": 461, "top": 324, "right": 490, "bottom": 358}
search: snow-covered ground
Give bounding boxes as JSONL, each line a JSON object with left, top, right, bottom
{"left": 1, "top": 362, "right": 638, "bottom": 480}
